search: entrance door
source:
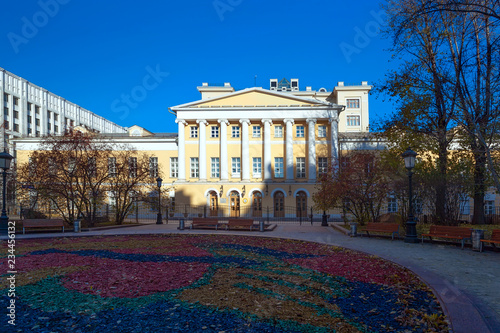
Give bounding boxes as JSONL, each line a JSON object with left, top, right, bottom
{"left": 209, "top": 191, "right": 218, "bottom": 216}
{"left": 230, "top": 191, "right": 240, "bottom": 217}
{"left": 296, "top": 191, "right": 307, "bottom": 217}
{"left": 252, "top": 192, "right": 262, "bottom": 217}
{"left": 274, "top": 192, "right": 285, "bottom": 217}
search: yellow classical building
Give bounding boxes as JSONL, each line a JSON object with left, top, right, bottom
{"left": 14, "top": 78, "right": 375, "bottom": 219}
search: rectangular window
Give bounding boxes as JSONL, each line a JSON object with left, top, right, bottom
{"left": 231, "top": 157, "right": 241, "bottom": 176}
{"left": 35, "top": 105, "right": 40, "bottom": 114}
{"left": 35, "top": 118, "right": 40, "bottom": 126}
{"left": 346, "top": 99, "right": 360, "bottom": 108}
{"left": 13, "top": 124, "right": 19, "bottom": 132}
{"left": 346, "top": 115, "right": 360, "bottom": 126}
{"left": 318, "top": 157, "right": 328, "bottom": 176}
{"left": 13, "top": 111, "right": 19, "bottom": 119}
{"left": 318, "top": 125, "right": 327, "bottom": 138}
{"left": 4, "top": 107, "right": 8, "bottom": 116}
{"left": 54, "top": 125, "right": 58, "bottom": 133}
{"left": 296, "top": 125, "right": 305, "bottom": 138}
{"left": 47, "top": 123, "right": 51, "bottom": 131}
{"left": 274, "top": 157, "right": 284, "bottom": 178}
{"left": 387, "top": 197, "right": 398, "bottom": 213}
{"left": 296, "top": 157, "right": 306, "bottom": 178}
{"left": 28, "top": 128, "right": 32, "bottom": 135}
{"left": 460, "top": 197, "right": 470, "bottom": 215}
{"left": 211, "top": 126, "right": 219, "bottom": 138}
{"left": 211, "top": 157, "right": 220, "bottom": 178}
{"left": 252, "top": 126, "right": 261, "bottom": 137}
{"left": 149, "top": 157, "right": 158, "bottom": 178}
{"left": 252, "top": 157, "right": 262, "bottom": 177}
{"left": 108, "top": 157, "right": 117, "bottom": 178}
{"left": 231, "top": 126, "right": 240, "bottom": 138}
{"left": 129, "top": 157, "right": 137, "bottom": 178}
{"left": 68, "top": 157, "right": 76, "bottom": 173}
{"left": 47, "top": 110, "right": 51, "bottom": 119}
{"left": 190, "top": 126, "right": 198, "bottom": 138}
{"left": 13, "top": 97, "right": 18, "bottom": 106}
{"left": 170, "top": 157, "right": 178, "bottom": 178}
{"left": 190, "top": 157, "right": 199, "bottom": 178}
{"left": 4, "top": 121, "right": 9, "bottom": 130}
{"left": 54, "top": 113, "right": 58, "bottom": 121}
{"left": 88, "top": 157, "right": 96, "bottom": 178}
{"left": 27, "top": 102, "right": 32, "bottom": 111}
{"left": 485, "top": 200, "right": 495, "bottom": 215}
{"left": 27, "top": 115, "right": 32, "bottom": 123}
{"left": 274, "top": 125, "right": 283, "bottom": 138}
{"left": 3, "top": 93, "right": 8, "bottom": 103}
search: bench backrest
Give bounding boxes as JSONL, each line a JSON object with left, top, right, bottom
{"left": 23, "top": 219, "right": 64, "bottom": 227}
{"left": 192, "top": 218, "right": 218, "bottom": 224}
{"left": 429, "top": 225, "right": 471, "bottom": 237}
{"left": 366, "top": 223, "right": 399, "bottom": 232}
{"left": 228, "top": 219, "right": 254, "bottom": 225}
{"left": 491, "top": 229, "right": 500, "bottom": 241}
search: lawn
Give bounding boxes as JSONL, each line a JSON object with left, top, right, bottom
{"left": 1, "top": 235, "right": 449, "bottom": 332}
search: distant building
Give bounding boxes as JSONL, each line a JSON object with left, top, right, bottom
{"left": 1, "top": 66, "right": 127, "bottom": 153}
{"left": 16, "top": 78, "right": 376, "bottom": 218}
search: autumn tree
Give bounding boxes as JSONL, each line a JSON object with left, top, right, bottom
{"left": 17, "top": 131, "right": 157, "bottom": 226}
{"left": 313, "top": 151, "right": 391, "bottom": 225}
{"left": 381, "top": 0, "right": 500, "bottom": 223}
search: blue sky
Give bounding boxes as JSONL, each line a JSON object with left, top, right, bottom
{"left": 0, "top": 0, "right": 396, "bottom": 133}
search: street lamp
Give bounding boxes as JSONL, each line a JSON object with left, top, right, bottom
{"left": 402, "top": 148, "right": 418, "bottom": 243}
{"left": 0, "top": 150, "right": 14, "bottom": 235}
{"left": 156, "top": 177, "right": 163, "bottom": 225}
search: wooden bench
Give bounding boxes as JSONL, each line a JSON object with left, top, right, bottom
{"left": 190, "top": 218, "right": 220, "bottom": 230}
{"left": 23, "top": 219, "right": 65, "bottom": 234}
{"left": 363, "top": 223, "right": 400, "bottom": 240}
{"left": 226, "top": 219, "right": 255, "bottom": 231}
{"left": 421, "top": 225, "right": 472, "bottom": 249}
{"left": 480, "top": 229, "right": 500, "bottom": 252}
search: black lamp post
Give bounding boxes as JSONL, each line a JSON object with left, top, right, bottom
{"left": 156, "top": 177, "right": 163, "bottom": 225}
{"left": 0, "top": 151, "right": 14, "bottom": 235}
{"left": 402, "top": 148, "right": 418, "bottom": 243}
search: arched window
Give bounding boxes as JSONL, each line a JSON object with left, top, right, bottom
{"left": 209, "top": 191, "right": 218, "bottom": 216}
{"left": 274, "top": 191, "right": 285, "bottom": 217}
{"left": 252, "top": 192, "right": 262, "bottom": 217}
{"left": 230, "top": 191, "right": 240, "bottom": 217}
{"left": 296, "top": 191, "right": 307, "bottom": 217}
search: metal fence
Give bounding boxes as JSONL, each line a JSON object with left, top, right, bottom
{"left": 124, "top": 204, "right": 345, "bottom": 225}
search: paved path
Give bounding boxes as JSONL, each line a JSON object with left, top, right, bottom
{"left": 6, "top": 223, "right": 500, "bottom": 333}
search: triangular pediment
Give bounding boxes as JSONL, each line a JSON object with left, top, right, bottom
{"left": 171, "top": 88, "right": 331, "bottom": 110}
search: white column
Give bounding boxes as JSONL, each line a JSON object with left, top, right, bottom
{"left": 284, "top": 119, "right": 295, "bottom": 182}
{"left": 329, "top": 116, "right": 339, "bottom": 164}
{"left": 262, "top": 119, "right": 273, "bottom": 180}
{"left": 176, "top": 119, "right": 187, "bottom": 181}
{"left": 197, "top": 119, "right": 208, "bottom": 181}
{"left": 307, "top": 118, "right": 317, "bottom": 181}
{"left": 218, "top": 119, "right": 229, "bottom": 180}
{"left": 240, "top": 119, "right": 251, "bottom": 181}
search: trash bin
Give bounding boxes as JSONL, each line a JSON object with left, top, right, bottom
{"left": 259, "top": 220, "right": 264, "bottom": 232}
{"left": 178, "top": 219, "right": 185, "bottom": 230}
{"left": 74, "top": 220, "right": 81, "bottom": 233}
{"left": 472, "top": 229, "right": 485, "bottom": 251}
{"left": 349, "top": 222, "right": 358, "bottom": 237}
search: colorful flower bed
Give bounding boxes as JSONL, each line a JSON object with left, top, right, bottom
{"left": 1, "top": 235, "right": 449, "bottom": 332}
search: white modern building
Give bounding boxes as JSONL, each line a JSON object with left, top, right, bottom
{"left": 1, "top": 66, "right": 127, "bottom": 152}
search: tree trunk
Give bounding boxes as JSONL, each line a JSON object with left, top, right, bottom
{"left": 472, "top": 151, "right": 486, "bottom": 224}
{"left": 435, "top": 131, "right": 448, "bottom": 224}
